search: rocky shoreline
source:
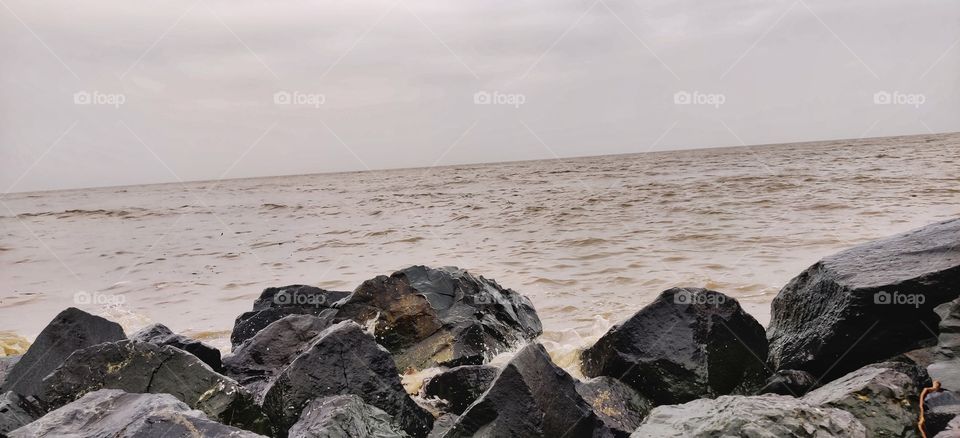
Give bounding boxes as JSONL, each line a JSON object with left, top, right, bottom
{"left": 1, "top": 218, "right": 959, "bottom": 437}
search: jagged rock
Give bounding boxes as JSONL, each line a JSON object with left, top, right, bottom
{"left": 936, "top": 298, "right": 960, "bottom": 360}
{"left": 926, "top": 391, "right": 960, "bottom": 437}
{"left": 442, "top": 343, "right": 613, "bottom": 438}
{"left": 935, "top": 415, "right": 960, "bottom": 437}
{"left": 803, "top": 362, "right": 926, "bottom": 437}
{"left": 231, "top": 285, "right": 348, "bottom": 348}
{"left": 575, "top": 376, "right": 652, "bottom": 437}
{"left": 262, "top": 321, "right": 433, "bottom": 437}
{"left": 335, "top": 266, "right": 542, "bottom": 370}
{"left": 0, "top": 308, "right": 125, "bottom": 397}
{"left": 9, "top": 389, "right": 265, "bottom": 437}
{"left": 0, "top": 356, "right": 19, "bottom": 384}
{"left": 580, "top": 288, "right": 768, "bottom": 405}
{"left": 131, "top": 323, "right": 223, "bottom": 372}
{"left": 768, "top": 218, "right": 960, "bottom": 381}
{"left": 631, "top": 394, "right": 867, "bottom": 437}
{"left": 427, "top": 414, "right": 458, "bottom": 438}
{"left": 759, "top": 369, "right": 817, "bottom": 396}
{"left": 288, "top": 395, "right": 409, "bottom": 438}
{"left": 421, "top": 365, "right": 498, "bottom": 415}
{"left": 224, "top": 314, "right": 336, "bottom": 398}
{"left": 35, "top": 340, "right": 272, "bottom": 435}
{"left": 0, "top": 391, "right": 42, "bottom": 435}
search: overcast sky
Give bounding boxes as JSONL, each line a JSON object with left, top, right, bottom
{"left": 1, "top": 0, "right": 958, "bottom": 192}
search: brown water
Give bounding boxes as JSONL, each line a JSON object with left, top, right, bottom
{"left": 2, "top": 132, "right": 959, "bottom": 370}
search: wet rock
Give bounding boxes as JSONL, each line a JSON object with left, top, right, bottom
{"left": 0, "top": 308, "right": 125, "bottom": 397}
{"left": 575, "top": 376, "right": 652, "bottom": 437}
{"left": 9, "top": 389, "right": 265, "bottom": 437}
{"left": 262, "top": 321, "right": 433, "bottom": 437}
{"left": 335, "top": 266, "right": 542, "bottom": 370}
{"left": 768, "top": 218, "right": 960, "bottom": 381}
{"left": 131, "top": 322, "right": 223, "bottom": 372}
{"left": 759, "top": 369, "right": 817, "bottom": 396}
{"left": 35, "top": 340, "right": 272, "bottom": 435}
{"left": 427, "top": 414, "right": 458, "bottom": 438}
{"left": 288, "top": 395, "right": 409, "bottom": 438}
{"left": 926, "top": 391, "right": 960, "bottom": 437}
{"left": 631, "top": 394, "right": 867, "bottom": 437}
{"left": 231, "top": 285, "right": 348, "bottom": 348}
{"left": 224, "top": 313, "right": 336, "bottom": 398}
{"left": 803, "top": 362, "right": 926, "bottom": 437}
{"left": 580, "top": 288, "right": 768, "bottom": 405}
{"left": 421, "top": 365, "right": 497, "bottom": 415}
{"left": 442, "top": 343, "right": 613, "bottom": 438}
{"left": 0, "top": 391, "right": 43, "bottom": 435}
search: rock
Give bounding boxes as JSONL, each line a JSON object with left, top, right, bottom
{"left": 768, "top": 218, "right": 960, "bottom": 381}
{"left": 335, "top": 266, "right": 542, "bottom": 370}
{"left": 262, "top": 321, "right": 433, "bottom": 437}
{"left": 421, "top": 365, "right": 498, "bottom": 415}
{"left": 631, "top": 394, "right": 867, "bottom": 437}
{"left": 575, "top": 376, "right": 652, "bottom": 437}
{"left": 0, "top": 356, "right": 19, "bottom": 385}
{"left": 35, "top": 339, "right": 272, "bottom": 436}
{"left": 0, "top": 391, "right": 42, "bottom": 435}
{"left": 231, "top": 285, "right": 348, "bottom": 348}
{"left": 926, "top": 391, "right": 960, "bottom": 437}
{"left": 9, "top": 389, "right": 265, "bottom": 437}
{"left": 580, "top": 288, "right": 768, "bottom": 405}
{"left": 936, "top": 298, "right": 960, "bottom": 360}
{"left": 803, "top": 362, "right": 926, "bottom": 437}
{"left": 131, "top": 322, "right": 223, "bottom": 372}
{"left": 442, "top": 343, "right": 613, "bottom": 438}
{"left": 288, "top": 395, "right": 410, "bottom": 438}
{"left": 935, "top": 416, "right": 960, "bottom": 437}
{"left": 427, "top": 414, "right": 458, "bottom": 438}
{"left": 759, "top": 369, "right": 817, "bottom": 396}
{"left": 931, "top": 361, "right": 960, "bottom": 393}
{"left": 0, "top": 308, "right": 126, "bottom": 397}
{"left": 224, "top": 314, "right": 336, "bottom": 398}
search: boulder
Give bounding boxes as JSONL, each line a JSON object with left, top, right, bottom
{"left": 421, "top": 365, "right": 498, "bottom": 415}
{"left": 575, "top": 376, "right": 652, "bottom": 437}
{"left": 224, "top": 313, "right": 336, "bottom": 398}
{"left": 0, "top": 391, "right": 42, "bottom": 435}
{"left": 442, "top": 343, "right": 613, "bottom": 438}
{"left": 9, "top": 389, "right": 265, "bottom": 437}
{"left": 0, "top": 356, "right": 19, "bottom": 384}
{"left": 131, "top": 323, "right": 223, "bottom": 372}
{"left": 930, "top": 298, "right": 960, "bottom": 392}
{"left": 926, "top": 391, "right": 960, "bottom": 437}
{"left": 0, "top": 308, "right": 125, "bottom": 397}
{"left": 262, "top": 321, "right": 433, "bottom": 437}
{"left": 335, "top": 266, "right": 542, "bottom": 371}
{"left": 35, "top": 340, "right": 272, "bottom": 435}
{"left": 631, "top": 394, "right": 867, "bottom": 437}
{"left": 803, "top": 362, "right": 926, "bottom": 437}
{"left": 759, "top": 369, "right": 817, "bottom": 396}
{"left": 231, "top": 285, "right": 348, "bottom": 348}
{"left": 580, "top": 288, "right": 768, "bottom": 405}
{"left": 768, "top": 218, "right": 960, "bottom": 381}
{"left": 288, "top": 395, "right": 410, "bottom": 438}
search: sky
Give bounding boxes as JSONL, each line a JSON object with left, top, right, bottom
{"left": 1, "top": 0, "right": 958, "bottom": 192}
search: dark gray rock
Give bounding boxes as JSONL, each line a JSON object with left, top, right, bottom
{"left": 231, "top": 285, "right": 348, "bottom": 348}
{"left": 930, "top": 298, "right": 960, "bottom": 392}
{"left": 427, "top": 414, "right": 458, "bottom": 438}
{"left": 935, "top": 415, "right": 960, "bottom": 438}
{"left": 759, "top": 369, "right": 817, "bottom": 396}
{"left": 131, "top": 322, "right": 223, "bottom": 372}
{"left": 0, "top": 391, "right": 42, "bottom": 435}
{"left": 803, "top": 362, "right": 926, "bottom": 438}
{"left": 9, "top": 389, "right": 265, "bottom": 438}
{"left": 0, "top": 308, "right": 126, "bottom": 397}
{"left": 224, "top": 314, "right": 336, "bottom": 398}
{"left": 335, "top": 266, "right": 542, "bottom": 371}
{"left": 442, "top": 343, "right": 613, "bottom": 438}
{"left": 580, "top": 288, "right": 768, "bottom": 405}
{"left": 35, "top": 339, "right": 272, "bottom": 436}
{"left": 262, "top": 321, "right": 433, "bottom": 438}
{"left": 0, "top": 356, "right": 19, "bottom": 385}
{"left": 288, "top": 394, "right": 409, "bottom": 438}
{"left": 632, "top": 394, "right": 866, "bottom": 437}
{"left": 926, "top": 391, "right": 960, "bottom": 437}
{"left": 575, "top": 376, "right": 652, "bottom": 437}
{"left": 768, "top": 218, "right": 960, "bottom": 381}
{"left": 421, "top": 365, "right": 497, "bottom": 415}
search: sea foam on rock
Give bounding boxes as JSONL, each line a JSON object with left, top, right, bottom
{"left": 231, "top": 285, "right": 348, "bottom": 348}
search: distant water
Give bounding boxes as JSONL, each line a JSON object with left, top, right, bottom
{"left": 2, "top": 133, "right": 959, "bottom": 370}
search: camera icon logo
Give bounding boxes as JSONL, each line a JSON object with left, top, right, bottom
{"left": 873, "top": 291, "right": 891, "bottom": 305}
{"left": 274, "top": 90, "right": 292, "bottom": 105}
{"left": 873, "top": 91, "right": 891, "bottom": 105}
{"left": 473, "top": 90, "right": 491, "bottom": 105}
{"left": 74, "top": 91, "right": 91, "bottom": 105}
{"left": 674, "top": 290, "right": 691, "bottom": 304}
{"left": 673, "top": 90, "right": 692, "bottom": 105}
{"left": 74, "top": 291, "right": 92, "bottom": 305}
{"left": 274, "top": 291, "right": 292, "bottom": 305}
